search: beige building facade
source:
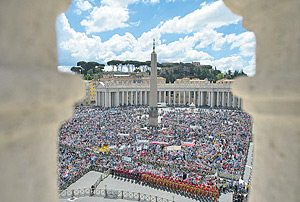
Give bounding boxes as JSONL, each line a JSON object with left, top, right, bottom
{"left": 95, "top": 76, "right": 241, "bottom": 108}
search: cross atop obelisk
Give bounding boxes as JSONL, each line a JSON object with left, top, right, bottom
{"left": 153, "top": 38, "right": 155, "bottom": 53}
{"left": 149, "top": 38, "right": 158, "bottom": 127}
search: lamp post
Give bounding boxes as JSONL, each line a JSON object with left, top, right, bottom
{"left": 104, "top": 185, "right": 107, "bottom": 198}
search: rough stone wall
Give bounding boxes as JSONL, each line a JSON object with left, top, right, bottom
{"left": 0, "top": 0, "right": 85, "bottom": 202}
{"left": 224, "top": 0, "right": 300, "bottom": 201}
{"left": 0, "top": 0, "right": 299, "bottom": 202}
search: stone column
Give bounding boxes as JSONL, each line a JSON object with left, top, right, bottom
{"left": 216, "top": 91, "right": 220, "bottom": 107}
{"left": 103, "top": 92, "right": 105, "bottom": 107}
{"left": 224, "top": 0, "right": 300, "bottom": 201}
{"left": 238, "top": 97, "right": 241, "bottom": 108}
{"left": 193, "top": 91, "right": 196, "bottom": 104}
{"left": 188, "top": 91, "right": 191, "bottom": 104}
{"left": 210, "top": 91, "right": 215, "bottom": 107}
{"left": 102, "top": 92, "right": 105, "bottom": 107}
{"left": 130, "top": 91, "right": 133, "bottom": 105}
{"left": 173, "top": 91, "right": 176, "bottom": 105}
{"left": 168, "top": 91, "right": 171, "bottom": 104}
{"left": 99, "top": 92, "right": 102, "bottom": 106}
{"left": 208, "top": 92, "right": 211, "bottom": 107}
{"left": 135, "top": 90, "right": 138, "bottom": 105}
{"left": 227, "top": 92, "right": 231, "bottom": 107}
{"left": 222, "top": 92, "right": 225, "bottom": 107}
{"left": 163, "top": 90, "right": 166, "bottom": 103}
{"left": 145, "top": 91, "right": 148, "bottom": 105}
{"left": 140, "top": 90, "right": 143, "bottom": 105}
{"left": 116, "top": 92, "right": 119, "bottom": 107}
{"left": 105, "top": 91, "right": 109, "bottom": 107}
{"left": 198, "top": 91, "right": 201, "bottom": 106}
{"left": 98, "top": 91, "right": 100, "bottom": 106}
{"left": 0, "top": 1, "right": 85, "bottom": 201}
{"left": 200, "top": 91, "right": 203, "bottom": 106}
{"left": 95, "top": 91, "right": 98, "bottom": 105}
{"left": 158, "top": 91, "right": 161, "bottom": 103}
{"left": 178, "top": 91, "right": 181, "bottom": 105}
{"left": 108, "top": 92, "right": 112, "bottom": 107}
{"left": 183, "top": 91, "right": 186, "bottom": 105}
{"left": 122, "top": 91, "right": 125, "bottom": 105}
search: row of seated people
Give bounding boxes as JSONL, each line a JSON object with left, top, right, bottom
{"left": 112, "top": 168, "right": 219, "bottom": 201}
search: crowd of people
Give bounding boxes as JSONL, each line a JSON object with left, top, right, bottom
{"left": 58, "top": 105, "right": 252, "bottom": 201}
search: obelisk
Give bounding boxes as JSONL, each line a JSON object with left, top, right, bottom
{"left": 149, "top": 39, "right": 158, "bottom": 127}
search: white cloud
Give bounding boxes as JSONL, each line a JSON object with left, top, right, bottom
{"left": 194, "top": 29, "right": 224, "bottom": 50}
{"left": 209, "top": 55, "right": 244, "bottom": 73}
{"left": 101, "top": 0, "right": 140, "bottom": 7}
{"left": 158, "top": 34, "right": 213, "bottom": 62}
{"left": 81, "top": 6, "right": 130, "bottom": 33}
{"left": 57, "top": 14, "right": 102, "bottom": 60}
{"left": 74, "top": 9, "right": 82, "bottom": 15}
{"left": 158, "top": 0, "right": 241, "bottom": 34}
{"left": 142, "top": 0, "right": 160, "bottom": 4}
{"left": 130, "top": 20, "right": 141, "bottom": 27}
{"left": 57, "top": 0, "right": 256, "bottom": 74}
{"left": 243, "top": 56, "right": 256, "bottom": 76}
{"left": 200, "top": 2, "right": 207, "bottom": 7}
{"left": 225, "top": 32, "right": 256, "bottom": 57}
{"left": 76, "top": 0, "right": 92, "bottom": 11}
{"left": 57, "top": 66, "right": 74, "bottom": 74}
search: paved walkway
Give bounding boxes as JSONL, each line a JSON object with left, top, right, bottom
{"left": 64, "top": 171, "right": 102, "bottom": 191}
{"left": 243, "top": 142, "right": 254, "bottom": 183}
{"left": 60, "top": 171, "right": 233, "bottom": 202}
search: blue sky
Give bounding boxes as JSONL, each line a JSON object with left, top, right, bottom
{"left": 56, "top": 0, "right": 256, "bottom": 76}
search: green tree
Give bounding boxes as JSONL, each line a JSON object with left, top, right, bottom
{"left": 216, "top": 73, "right": 224, "bottom": 80}
{"left": 87, "top": 69, "right": 93, "bottom": 76}
{"left": 70, "top": 66, "right": 82, "bottom": 74}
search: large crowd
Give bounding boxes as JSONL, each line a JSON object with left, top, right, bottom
{"left": 58, "top": 105, "right": 252, "bottom": 201}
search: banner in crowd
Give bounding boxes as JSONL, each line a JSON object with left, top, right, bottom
{"left": 117, "top": 133, "right": 130, "bottom": 136}
{"left": 151, "top": 141, "right": 169, "bottom": 145}
{"left": 137, "top": 140, "right": 149, "bottom": 143}
{"left": 182, "top": 140, "right": 196, "bottom": 147}
{"left": 122, "top": 157, "right": 131, "bottom": 162}
{"left": 164, "top": 146, "right": 182, "bottom": 151}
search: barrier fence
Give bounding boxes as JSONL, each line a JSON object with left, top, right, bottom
{"left": 59, "top": 188, "right": 174, "bottom": 202}
{"left": 59, "top": 164, "right": 109, "bottom": 191}
{"left": 92, "top": 168, "right": 110, "bottom": 188}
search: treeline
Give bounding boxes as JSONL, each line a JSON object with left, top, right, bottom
{"left": 71, "top": 60, "right": 247, "bottom": 82}
{"left": 107, "top": 60, "right": 151, "bottom": 72}
{"left": 159, "top": 63, "right": 247, "bottom": 83}
{"left": 71, "top": 61, "right": 105, "bottom": 80}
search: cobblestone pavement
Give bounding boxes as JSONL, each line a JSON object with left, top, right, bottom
{"left": 60, "top": 172, "right": 233, "bottom": 202}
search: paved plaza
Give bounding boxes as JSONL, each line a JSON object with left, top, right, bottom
{"left": 58, "top": 106, "right": 254, "bottom": 202}
{"left": 65, "top": 171, "right": 102, "bottom": 191}
{"left": 59, "top": 171, "right": 233, "bottom": 202}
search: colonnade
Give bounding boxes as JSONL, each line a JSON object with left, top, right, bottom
{"left": 96, "top": 86, "right": 241, "bottom": 108}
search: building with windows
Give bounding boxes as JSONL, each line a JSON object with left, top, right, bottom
{"left": 88, "top": 81, "right": 96, "bottom": 103}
